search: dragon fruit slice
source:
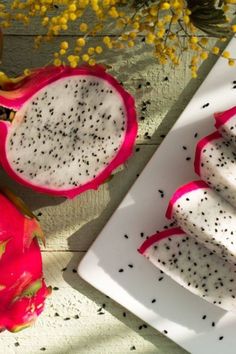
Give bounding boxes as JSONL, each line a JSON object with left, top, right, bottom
{"left": 139, "top": 228, "right": 236, "bottom": 312}
{"left": 194, "top": 131, "right": 236, "bottom": 208}
{"left": 166, "top": 180, "right": 236, "bottom": 266}
{"left": 214, "top": 105, "right": 236, "bottom": 147}
{"left": 0, "top": 189, "right": 50, "bottom": 332}
{"left": 0, "top": 65, "right": 137, "bottom": 198}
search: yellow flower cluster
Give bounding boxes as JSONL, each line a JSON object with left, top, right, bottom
{"left": 0, "top": 0, "right": 236, "bottom": 76}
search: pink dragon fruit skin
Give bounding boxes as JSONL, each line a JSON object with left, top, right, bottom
{"left": 0, "top": 191, "right": 50, "bottom": 332}
{"left": 214, "top": 105, "right": 236, "bottom": 147}
{"left": 166, "top": 180, "right": 236, "bottom": 266}
{"left": 0, "top": 65, "right": 137, "bottom": 198}
{"left": 139, "top": 227, "right": 236, "bottom": 312}
{"left": 194, "top": 131, "right": 236, "bottom": 208}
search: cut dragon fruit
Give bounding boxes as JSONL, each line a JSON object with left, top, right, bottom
{"left": 166, "top": 181, "right": 236, "bottom": 266}
{"left": 0, "top": 65, "right": 137, "bottom": 198}
{"left": 194, "top": 131, "right": 236, "bottom": 208}
{"left": 0, "top": 189, "right": 50, "bottom": 332}
{"left": 139, "top": 228, "right": 236, "bottom": 312}
{"left": 214, "top": 105, "right": 236, "bottom": 147}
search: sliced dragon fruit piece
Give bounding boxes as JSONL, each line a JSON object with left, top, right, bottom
{"left": 214, "top": 105, "right": 236, "bottom": 147}
{"left": 194, "top": 131, "right": 236, "bottom": 208}
{"left": 166, "top": 181, "right": 236, "bottom": 266}
{"left": 0, "top": 65, "right": 137, "bottom": 198}
{"left": 0, "top": 189, "right": 50, "bottom": 332}
{"left": 139, "top": 228, "right": 236, "bottom": 312}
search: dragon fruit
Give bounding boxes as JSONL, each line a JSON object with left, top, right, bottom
{"left": 166, "top": 180, "right": 236, "bottom": 266}
{"left": 214, "top": 105, "right": 236, "bottom": 147}
{"left": 139, "top": 227, "right": 236, "bottom": 312}
{"left": 194, "top": 131, "right": 236, "bottom": 208}
{"left": 0, "top": 188, "right": 50, "bottom": 332}
{"left": 0, "top": 65, "right": 137, "bottom": 198}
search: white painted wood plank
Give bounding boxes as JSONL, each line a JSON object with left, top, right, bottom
{"left": 0, "top": 145, "right": 156, "bottom": 251}
{"left": 0, "top": 251, "right": 187, "bottom": 354}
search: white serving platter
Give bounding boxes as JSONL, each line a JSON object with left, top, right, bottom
{"left": 78, "top": 38, "right": 236, "bottom": 354}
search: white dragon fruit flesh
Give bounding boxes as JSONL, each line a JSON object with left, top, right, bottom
{"left": 0, "top": 65, "right": 137, "bottom": 198}
{"left": 139, "top": 227, "right": 236, "bottom": 312}
{"left": 214, "top": 105, "right": 236, "bottom": 147}
{"left": 166, "top": 180, "right": 236, "bottom": 266}
{"left": 194, "top": 131, "right": 236, "bottom": 208}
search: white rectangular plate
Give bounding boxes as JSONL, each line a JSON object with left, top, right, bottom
{"left": 78, "top": 38, "right": 236, "bottom": 354}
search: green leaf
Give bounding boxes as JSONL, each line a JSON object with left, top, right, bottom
{"left": 21, "top": 279, "right": 42, "bottom": 297}
{"left": 0, "top": 240, "right": 9, "bottom": 259}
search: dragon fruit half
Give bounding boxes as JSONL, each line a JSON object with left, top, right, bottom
{"left": 139, "top": 228, "right": 236, "bottom": 312}
{"left": 0, "top": 188, "right": 50, "bottom": 332}
{"left": 214, "top": 105, "right": 236, "bottom": 147}
{"left": 166, "top": 180, "right": 236, "bottom": 266}
{"left": 194, "top": 131, "right": 236, "bottom": 208}
{"left": 0, "top": 65, "right": 137, "bottom": 198}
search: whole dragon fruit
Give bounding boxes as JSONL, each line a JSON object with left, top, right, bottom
{"left": 0, "top": 65, "right": 137, "bottom": 198}
{"left": 139, "top": 228, "right": 236, "bottom": 312}
{"left": 194, "top": 131, "right": 236, "bottom": 208}
{"left": 0, "top": 188, "right": 50, "bottom": 332}
{"left": 214, "top": 105, "right": 236, "bottom": 146}
{"left": 166, "top": 180, "right": 236, "bottom": 266}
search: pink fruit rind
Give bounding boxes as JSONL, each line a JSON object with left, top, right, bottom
{"left": 214, "top": 106, "right": 236, "bottom": 129}
{"left": 165, "top": 180, "right": 209, "bottom": 220}
{"left": 194, "top": 131, "right": 222, "bottom": 176}
{"left": 138, "top": 227, "right": 185, "bottom": 255}
{"left": 0, "top": 66, "right": 137, "bottom": 199}
{"left": 0, "top": 66, "right": 66, "bottom": 110}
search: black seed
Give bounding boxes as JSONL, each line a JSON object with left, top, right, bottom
{"left": 130, "top": 346, "right": 136, "bottom": 351}
{"left": 124, "top": 234, "right": 129, "bottom": 239}
{"left": 186, "top": 157, "right": 191, "bottom": 161}
{"left": 194, "top": 132, "right": 198, "bottom": 138}
{"left": 202, "top": 103, "right": 210, "bottom": 108}
{"left": 119, "top": 269, "right": 124, "bottom": 272}
{"left": 202, "top": 315, "right": 207, "bottom": 320}
{"left": 163, "top": 76, "right": 169, "bottom": 81}
{"left": 72, "top": 269, "right": 77, "bottom": 273}
{"left": 62, "top": 267, "right": 67, "bottom": 272}
{"left": 219, "top": 336, "right": 224, "bottom": 341}
{"left": 212, "top": 322, "right": 215, "bottom": 327}
{"left": 128, "top": 264, "right": 133, "bottom": 268}
{"left": 14, "top": 342, "right": 20, "bottom": 347}
{"left": 53, "top": 286, "right": 59, "bottom": 291}
{"left": 64, "top": 317, "right": 70, "bottom": 321}
{"left": 151, "top": 299, "right": 156, "bottom": 303}
{"left": 40, "top": 348, "right": 46, "bottom": 351}
{"left": 123, "top": 312, "right": 127, "bottom": 317}
{"left": 163, "top": 330, "right": 168, "bottom": 334}
{"left": 54, "top": 312, "right": 60, "bottom": 317}
{"left": 158, "top": 277, "right": 164, "bottom": 281}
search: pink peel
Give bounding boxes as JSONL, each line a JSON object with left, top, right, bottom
{"left": 0, "top": 65, "right": 137, "bottom": 198}
{"left": 138, "top": 227, "right": 184, "bottom": 254}
{"left": 194, "top": 131, "right": 222, "bottom": 176}
{"left": 214, "top": 106, "right": 236, "bottom": 129}
{"left": 165, "top": 180, "right": 209, "bottom": 220}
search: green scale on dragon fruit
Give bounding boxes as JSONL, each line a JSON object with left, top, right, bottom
{"left": 0, "top": 188, "right": 50, "bottom": 332}
{"left": 214, "top": 105, "right": 236, "bottom": 147}
{"left": 0, "top": 65, "right": 137, "bottom": 198}
{"left": 194, "top": 131, "right": 236, "bottom": 208}
{"left": 139, "top": 228, "right": 236, "bottom": 312}
{"left": 166, "top": 181, "right": 236, "bottom": 266}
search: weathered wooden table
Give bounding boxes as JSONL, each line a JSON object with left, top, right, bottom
{"left": 0, "top": 22, "right": 221, "bottom": 353}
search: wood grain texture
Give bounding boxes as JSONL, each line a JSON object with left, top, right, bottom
{"left": 0, "top": 252, "right": 188, "bottom": 353}
{"left": 0, "top": 25, "right": 222, "bottom": 353}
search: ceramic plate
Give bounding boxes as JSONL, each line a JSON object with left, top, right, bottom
{"left": 78, "top": 38, "right": 236, "bottom": 354}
